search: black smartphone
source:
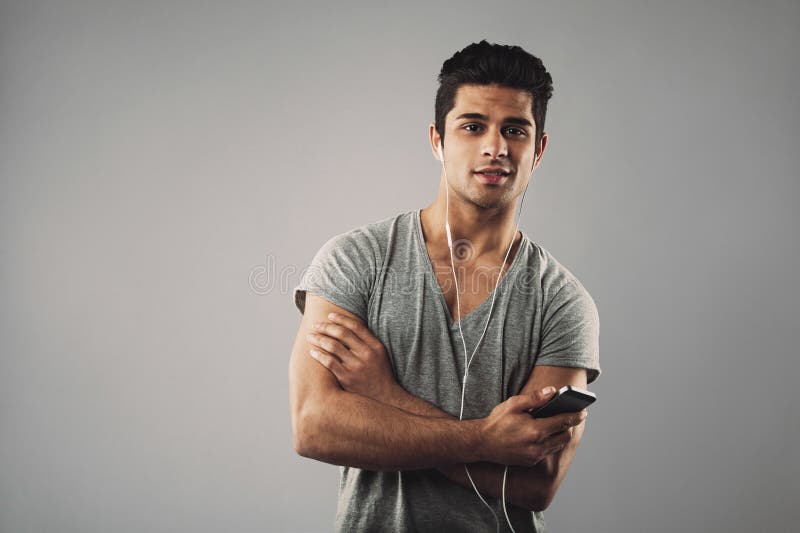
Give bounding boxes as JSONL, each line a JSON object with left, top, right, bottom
{"left": 529, "top": 385, "right": 596, "bottom": 418}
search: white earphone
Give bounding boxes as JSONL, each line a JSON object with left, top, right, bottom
{"left": 437, "top": 139, "right": 533, "bottom": 533}
{"left": 437, "top": 143, "right": 456, "bottom": 250}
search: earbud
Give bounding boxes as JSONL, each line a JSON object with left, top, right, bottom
{"left": 437, "top": 141, "right": 444, "bottom": 163}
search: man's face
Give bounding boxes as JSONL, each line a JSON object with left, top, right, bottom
{"left": 435, "top": 83, "right": 543, "bottom": 210}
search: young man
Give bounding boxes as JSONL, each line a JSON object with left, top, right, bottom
{"left": 289, "top": 41, "right": 601, "bottom": 532}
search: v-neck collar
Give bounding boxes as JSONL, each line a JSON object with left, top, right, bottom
{"left": 413, "top": 208, "right": 527, "bottom": 329}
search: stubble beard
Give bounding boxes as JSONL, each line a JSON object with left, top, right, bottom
{"left": 461, "top": 176, "right": 520, "bottom": 210}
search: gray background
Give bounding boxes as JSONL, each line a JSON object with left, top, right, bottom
{"left": 1, "top": 1, "right": 798, "bottom": 532}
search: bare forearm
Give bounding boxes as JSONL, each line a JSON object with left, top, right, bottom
{"left": 380, "top": 383, "right": 454, "bottom": 419}
{"left": 384, "top": 384, "right": 552, "bottom": 510}
{"left": 437, "top": 461, "right": 546, "bottom": 510}
{"left": 443, "top": 424, "right": 586, "bottom": 512}
{"left": 298, "top": 387, "right": 483, "bottom": 471}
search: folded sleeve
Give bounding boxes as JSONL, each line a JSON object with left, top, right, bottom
{"left": 535, "top": 278, "right": 602, "bottom": 384}
{"left": 293, "top": 231, "right": 376, "bottom": 322}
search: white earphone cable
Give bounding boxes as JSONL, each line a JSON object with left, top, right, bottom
{"left": 439, "top": 141, "right": 533, "bottom": 533}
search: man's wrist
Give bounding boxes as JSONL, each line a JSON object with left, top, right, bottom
{"left": 375, "top": 382, "right": 404, "bottom": 406}
{"left": 469, "top": 417, "right": 488, "bottom": 463}
{"left": 435, "top": 419, "right": 486, "bottom": 465}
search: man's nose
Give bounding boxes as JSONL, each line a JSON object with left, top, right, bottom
{"left": 482, "top": 127, "right": 508, "bottom": 159}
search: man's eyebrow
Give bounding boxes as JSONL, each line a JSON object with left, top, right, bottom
{"left": 454, "top": 112, "right": 533, "bottom": 128}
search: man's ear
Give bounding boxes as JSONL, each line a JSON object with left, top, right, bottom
{"left": 429, "top": 123, "right": 442, "bottom": 161}
{"left": 533, "top": 132, "right": 549, "bottom": 171}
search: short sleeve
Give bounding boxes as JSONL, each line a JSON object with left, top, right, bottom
{"left": 535, "top": 278, "right": 602, "bottom": 384}
{"left": 293, "top": 231, "right": 376, "bottom": 322}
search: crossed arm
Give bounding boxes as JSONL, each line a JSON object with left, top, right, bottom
{"left": 290, "top": 293, "right": 588, "bottom": 512}
{"left": 377, "top": 365, "right": 587, "bottom": 513}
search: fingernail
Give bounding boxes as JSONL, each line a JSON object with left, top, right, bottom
{"left": 306, "top": 333, "right": 315, "bottom": 341}
{"left": 542, "top": 386, "right": 556, "bottom": 396}
{"left": 328, "top": 313, "right": 337, "bottom": 319}
{"left": 309, "top": 349, "right": 319, "bottom": 358}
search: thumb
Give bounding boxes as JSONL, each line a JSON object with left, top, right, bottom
{"left": 531, "top": 386, "right": 558, "bottom": 408}
{"left": 515, "top": 386, "right": 558, "bottom": 412}
{"left": 536, "top": 386, "right": 558, "bottom": 403}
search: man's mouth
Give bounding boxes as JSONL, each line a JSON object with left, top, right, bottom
{"left": 474, "top": 169, "right": 511, "bottom": 184}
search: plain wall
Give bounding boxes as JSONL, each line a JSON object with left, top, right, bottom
{"left": 1, "top": 0, "right": 798, "bottom": 531}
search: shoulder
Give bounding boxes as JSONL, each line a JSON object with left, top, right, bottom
{"left": 524, "top": 238, "right": 602, "bottom": 383}
{"left": 295, "top": 210, "right": 413, "bottom": 316}
{"left": 520, "top": 235, "right": 598, "bottom": 308}
{"left": 294, "top": 213, "right": 406, "bottom": 320}
{"left": 316, "top": 210, "right": 412, "bottom": 257}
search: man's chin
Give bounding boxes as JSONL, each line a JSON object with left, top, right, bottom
{"left": 467, "top": 194, "right": 511, "bottom": 211}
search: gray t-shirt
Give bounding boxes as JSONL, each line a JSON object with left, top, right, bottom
{"left": 293, "top": 209, "right": 601, "bottom": 533}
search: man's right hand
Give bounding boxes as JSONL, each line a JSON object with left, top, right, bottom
{"left": 478, "top": 387, "right": 588, "bottom": 467}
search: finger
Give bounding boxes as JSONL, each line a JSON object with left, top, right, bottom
{"left": 541, "top": 441, "right": 568, "bottom": 459}
{"left": 327, "top": 312, "right": 384, "bottom": 352}
{"left": 306, "top": 332, "right": 354, "bottom": 363}
{"left": 309, "top": 347, "right": 344, "bottom": 378}
{"left": 539, "top": 428, "right": 572, "bottom": 451}
{"left": 527, "top": 437, "right": 567, "bottom": 465}
{"left": 312, "top": 321, "right": 365, "bottom": 354}
{"left": 541, "top": 410, "right": 588, "bottom": 436}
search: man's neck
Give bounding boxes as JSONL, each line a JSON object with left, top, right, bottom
{"left": 420, "top": 180, "right": 521, "bottom": 261}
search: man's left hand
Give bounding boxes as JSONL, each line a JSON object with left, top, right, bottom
{"left": 305, "top": 313, "right": 398, "bottom": 402}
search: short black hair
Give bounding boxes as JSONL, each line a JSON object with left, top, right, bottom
{"left": 435, "top": 40, "right": 554, "bottom": 152}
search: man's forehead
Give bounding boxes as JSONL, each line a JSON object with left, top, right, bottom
{"left": 450, "top": 84, "right": 534, "bottom": 119}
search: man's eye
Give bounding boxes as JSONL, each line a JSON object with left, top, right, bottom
{"left": 463, "top": 124, "right": 526, "bottom": 136}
